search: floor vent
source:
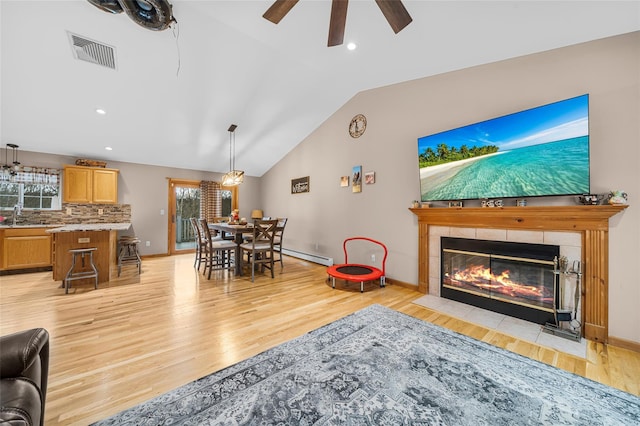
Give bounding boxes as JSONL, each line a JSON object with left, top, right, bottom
{"left": 67, "top": 32, "right": 117, "bottom": 70}
{"left": 282, "top": 248, "right": 334, "bottom": 266}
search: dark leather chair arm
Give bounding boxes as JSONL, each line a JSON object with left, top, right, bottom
{"left": 0, "top": 328, "right": 49, "bottom": 426}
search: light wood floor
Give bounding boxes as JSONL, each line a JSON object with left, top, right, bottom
{"left": 1, "top": 254, "right": 639, "bottom": 425}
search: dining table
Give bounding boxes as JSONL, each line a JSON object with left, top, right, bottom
{"left": 208, "top": 222, "right": 255, "bottom": 275}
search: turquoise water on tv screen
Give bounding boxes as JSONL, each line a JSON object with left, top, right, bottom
{"left": 421, "top": 136, "right": 589, "bottom": 201}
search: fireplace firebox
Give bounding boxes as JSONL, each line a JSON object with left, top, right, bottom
{"left": 441, "top": 237, "right": 560, "bottom": 325}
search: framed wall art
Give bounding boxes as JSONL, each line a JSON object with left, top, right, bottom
{"left": 291, "top": 176, "right": 310, "bottom": 194}
{"left": 352, "top": 165, "right": 362, "bottom": 193}
{"left": 340, "top": 176, "right": 349, "bottom": 187}
{"left": 365, "top": 171, "right": 375, "bottom": 184}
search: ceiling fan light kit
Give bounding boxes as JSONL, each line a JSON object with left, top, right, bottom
{"left": 87, "top": 0, "right": 176, "bottom": 31}
{"left": 263, "top": 0, "right": 413, "bottom": 47}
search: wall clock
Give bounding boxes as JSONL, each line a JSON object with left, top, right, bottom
{"left": 349, "top": 114, "right": 367, "bottom": 138}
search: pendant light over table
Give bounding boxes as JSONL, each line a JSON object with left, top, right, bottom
{"left": 221, "top": 124, "right": 244, "bottom": 186}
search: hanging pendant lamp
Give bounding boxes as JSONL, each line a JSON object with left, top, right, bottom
{"left": 2, "top": 143, "right": 20, "bottom": 176}
{"left": 221, "top": 124, "right": 244, "bottom": 186}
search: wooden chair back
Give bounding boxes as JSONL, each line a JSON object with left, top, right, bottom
{"left": 250, "top": 219, "right": 278, "bottom": 247}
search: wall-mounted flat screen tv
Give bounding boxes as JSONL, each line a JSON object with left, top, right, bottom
{"left": 418, "top": 94, "right": 590, "bottom": 202}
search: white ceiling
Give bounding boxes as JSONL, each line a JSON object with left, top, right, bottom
{"left": 2, "top": 1, "right": 639, "bottom": 177}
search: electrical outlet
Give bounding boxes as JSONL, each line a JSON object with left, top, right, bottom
{"left": 98, "top": 208, "right": 104, "bottom": 215}
{"left": 160, "top": 209, "right": 165, "bottom": 216}
{"left": 146, "top": 241, "right": 151, "bottom": 247}
{"left": 66, "top": 207, "right": 72, "bottom": 215}
{"left": 371, "top": 254, "right": 376, "bottom": 262}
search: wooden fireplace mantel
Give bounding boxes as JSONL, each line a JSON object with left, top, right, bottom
{"left": 410, "top": 205, "right": 628, "bottom": 343}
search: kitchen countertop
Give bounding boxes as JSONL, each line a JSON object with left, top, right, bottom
{"left": 45, "top": 223, "right": 132, "bottom": 233}
{"left": 0, "top": 224, "right": 64, "bottom": 229}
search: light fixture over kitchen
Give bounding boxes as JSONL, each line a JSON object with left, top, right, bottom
{"left": 221, "top": 124, "right": 244, "bottom": 186}
{"left": 2, "top": 143, "right": 21, "bottom": 176}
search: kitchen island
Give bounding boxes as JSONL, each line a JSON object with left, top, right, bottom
{"left": 47, "top": 223, "right": 131, "bottom": 285}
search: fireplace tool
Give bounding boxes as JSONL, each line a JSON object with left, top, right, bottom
{"left": 542, "top": 257, "right": 582, "bottom": 342}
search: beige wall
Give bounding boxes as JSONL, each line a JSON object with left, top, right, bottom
{"left": 17, "top": 151, "right": 263, "bottom": 256}
{"left": 260, "top": 32, "right": 640, "bottom": 344}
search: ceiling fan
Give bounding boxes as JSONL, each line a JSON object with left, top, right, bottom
{"left": 87, "top": 0, "right": 175, "bottom": 31}
{"left": 263, "top": 0, "right": 413, "bottom": 47}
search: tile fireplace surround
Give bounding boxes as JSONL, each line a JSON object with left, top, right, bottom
{"left": 411, "top": 205, "right": 627, "bottom": 343}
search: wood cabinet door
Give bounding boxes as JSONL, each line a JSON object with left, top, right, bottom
{"left": 92, "top": 169, "right": 118, "bottom": 204}
{"left": 2, "top": 229, "right": 52, "bottom": 270}
{"left": 63, "top": 166, "right": 92, "bottom": 203}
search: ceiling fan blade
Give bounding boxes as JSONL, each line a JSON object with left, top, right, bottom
{"left": 263, "top": 0, "right": 300, "bottom": 24}
{"left": 328, "top": 0, "right": 349, "bottom": 47}
{"left": 375, "top": 0, "right": 413, "bottom": 34}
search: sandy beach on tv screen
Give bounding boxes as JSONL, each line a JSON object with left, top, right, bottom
{"left": 419, "top": 152, "right": 504, "bottom": 189}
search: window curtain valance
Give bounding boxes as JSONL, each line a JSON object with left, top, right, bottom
{"left": 0, "top": 166, "right": 60, "bottom": 184}
{"left": 199, "top": 180, "right": 222, "bottom": 222}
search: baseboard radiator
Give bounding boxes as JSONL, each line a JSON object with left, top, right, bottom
{"left": 282, "top": 248, "right": 334, "bottom": 266}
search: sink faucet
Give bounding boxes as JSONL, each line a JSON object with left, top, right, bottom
{"left": 12, "top": 203, "right": 22, "bottom": 226}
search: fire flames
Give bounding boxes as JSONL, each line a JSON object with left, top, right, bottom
{"left": 445, "top": 264, "right": 551, "bottom": 301}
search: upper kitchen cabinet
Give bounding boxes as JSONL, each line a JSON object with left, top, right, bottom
{"left": 63, "top": 165, "right": 119, "bottom": 204}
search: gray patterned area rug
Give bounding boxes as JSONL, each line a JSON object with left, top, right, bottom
{"left": 94, "top": 304, "right": 640, "bottom": 425}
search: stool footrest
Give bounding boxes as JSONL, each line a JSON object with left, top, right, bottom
{"left": 65, "top": 271, "right": 99, "bottom": 281}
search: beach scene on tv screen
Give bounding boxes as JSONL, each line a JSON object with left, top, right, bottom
{"left": 418, "top": 95, "right": 590, "bottom": 202}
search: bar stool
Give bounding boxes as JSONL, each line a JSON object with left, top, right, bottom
{"left": 64, "top": 248, "right": 99, "bottom": 294}
{"left": 118, "top": 236, "right": 141, "bottom": 276}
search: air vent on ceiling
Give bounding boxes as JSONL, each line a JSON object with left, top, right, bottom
{"left": 67, "top": 31, "right": 117, "bottom": 70}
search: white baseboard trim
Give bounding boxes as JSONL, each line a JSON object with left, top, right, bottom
{"left": 282, "top": 248, "right": 333, "bottom": 266}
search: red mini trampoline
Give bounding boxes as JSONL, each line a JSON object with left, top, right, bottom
{"left": 326, "top": 237, "right": 387, "bottom": 293}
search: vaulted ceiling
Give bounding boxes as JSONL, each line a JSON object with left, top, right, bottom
{"left": 2, "top": 1, "right": 638, "bottom": 177}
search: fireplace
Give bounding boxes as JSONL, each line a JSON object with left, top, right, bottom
{"left": 411, "top": 205, "right": 627, "bottom": 343}
{"left": 441, "top": 237, "right": 559, "bottom": 325}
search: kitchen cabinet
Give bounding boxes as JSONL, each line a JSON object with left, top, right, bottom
{"left": 63, "top": 165, "right": 119, "bottom": 204}
{"left": 0, "top": 227, "right": 52, "bottom": 271}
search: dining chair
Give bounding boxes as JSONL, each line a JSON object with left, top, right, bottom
{"left": 273, "top": 217, "right": 288, "bottom": 269}
{"left": 210, "top": 216, "right": 235, "bottom": 240}
{"left": 239, "top": 219, "right": 278, "bottom": 282}
{"left": 242, "top": 217, "right": 271, "bottom": 243}
{"left": 190, "top": 217, "right": 207, "bottom": 271}
{"left": 199, "top": 219, "right": 236, "bottom": 279}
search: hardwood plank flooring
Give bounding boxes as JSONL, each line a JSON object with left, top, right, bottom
{"left": 1, "top": 254, "right": 639, "bottom": 425}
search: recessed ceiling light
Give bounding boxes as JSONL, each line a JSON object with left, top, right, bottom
{"left": 96, "top": 108, "right": 106, "bottom": 115}
{"left": 347, "top": 42, "right": 357, "bottom": 51}
{"left": 105, "top": 146, "right": 113, "bottom": 151}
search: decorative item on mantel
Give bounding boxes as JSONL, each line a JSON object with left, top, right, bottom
{"left": 481, "top": 199, "right": 504, "bottom": 208}
{"left": 577, "top": 193, "right": 604, "bottom": 205}
{"left": 75, "top": 159, "right": 107, "bottom": 168}
{"left": 608, "top": 190, "right": 628, "bottom": 205}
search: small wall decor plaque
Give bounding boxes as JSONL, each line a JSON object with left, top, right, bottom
{"left": 340, "top": 176, "right": 349, "bottom": 187}
{"left": 291, "top": 176, "right": 310, "bottom": 194}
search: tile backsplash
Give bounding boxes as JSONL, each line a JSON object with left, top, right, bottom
{"left": 9, "top": 204, "right": 131, "bottom": 225}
